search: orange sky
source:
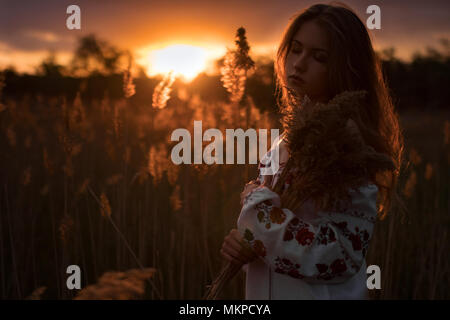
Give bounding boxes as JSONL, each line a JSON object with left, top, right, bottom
{"left": 1, "top": 0, "right": 449, "bottom": 74}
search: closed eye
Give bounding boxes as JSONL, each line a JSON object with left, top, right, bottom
{"left": 290, "top": 42, "right": 303, "bottom": 54}
{"left": 314, "top": 51, "right": 328, "bottom": 63}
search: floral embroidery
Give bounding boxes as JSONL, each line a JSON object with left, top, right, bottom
{"left": 347, "top": 209, "right": 376, "bottom": 223}
{"left": 283, "top": 217, "right": 315, "bottom": 246}
{"left": 274, "top": 257, "right": 304, "bottom": 279}
{"left": 314, "top": 226, "right": 337, "bottom": 245}
{"left": 253, "top": 240, "right": 267, "bottom": 257}
{"left": 330, "top": 259, "right": 347, "bottom": 274}
{"left": 315, "top": 258, "right": 348, "bottom": 281}
{"left": 295, "top": 227, "right": 315, "bottom": 246}
{"left": 274, "top": 256, "right": 350, "bottom": 282}
{"left": 349, "top": 233, "right": 362, "bottom": 251}
{"left": 333, "top": 221, "right": 371, "bottom": 256}
{"left": 255, "top": 200, "right": 286, "bottom": 229}
{"left": 237, "top": 177, "right": 377, "bottom": 285}
{"left": 243, "top": 228, "right": 267, "bottom": 257}
{"left": 243, "top": 228, "right": 254, "bottom": 242}
{"left": 269, "top": 207, "right": 286, "bottom": 224}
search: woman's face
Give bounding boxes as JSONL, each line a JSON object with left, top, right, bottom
{"left": 285, "top": 20, "right": 330, "bottom": 102}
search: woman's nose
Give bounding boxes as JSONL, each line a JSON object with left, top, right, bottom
{"left": 294, "top": 52, "right": 308, "bottom": 73}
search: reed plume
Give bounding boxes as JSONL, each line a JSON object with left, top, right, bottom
{"left": 25, "top": 286, "right": 47, "bottom": 300}
{"left": 220, "top": 27, "right": 255, "bottom": 104}
{"left": 74, "top": 268, "right": 156, "bottom": 300}
{"left": 123, "top": 55, "right": 136, "bottom": 98}
{"left": 152, "top": 71, "right": 175, "bottom": 109}
{"left": 221, "top": 50, "right": 246, "bottom": 103}
{"left": 100, "top": 192, "right": 112, "bottom": 218}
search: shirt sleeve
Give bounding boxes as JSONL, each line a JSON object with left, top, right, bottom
{"left": 250, "top": 144, "right": 288, "bottom": 189}
{"left": 236, "top": 182, "right": 378, "bottom": 284}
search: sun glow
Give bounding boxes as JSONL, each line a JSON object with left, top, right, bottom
{"left": 145, "top": 44, "right": 209, "bottom": 82}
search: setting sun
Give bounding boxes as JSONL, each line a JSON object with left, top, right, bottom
{"left": 145, "top": 44, "right": 209, "bottom": 81}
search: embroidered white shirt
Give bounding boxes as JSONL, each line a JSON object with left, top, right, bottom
{"left": 237, "top": 133, "right": 378, "bottom": 300}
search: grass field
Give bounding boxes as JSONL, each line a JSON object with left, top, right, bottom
{"left": 0, "top": 84, "right": 448, "bottom": 299}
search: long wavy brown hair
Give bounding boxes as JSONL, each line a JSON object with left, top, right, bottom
{"left": 273, "top": 3, "right": 405, "bottom": 219}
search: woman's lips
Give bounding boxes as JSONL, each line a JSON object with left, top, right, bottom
{"left": 289, "top": 75, "right": 306, "bottom": 85}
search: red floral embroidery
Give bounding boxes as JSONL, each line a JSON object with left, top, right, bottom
{"left": 316, "top": 263, "right": 328, "bottom": 274}
{"left": 269, "top": 207, "right": 286, "bottom": 224}
{"left": 295, "top": 228, "right": 315, "bottom": 246}
{"left": 283, "top": 231, "right": 293, "bottom": 241}
{"left": 348, "top": 209, "right": 376, "bottom": 223}
{"left": 315, "top": 226, "right": 337, "bottom": 245}
{"left": 255, "top": 200, "right": 286, "bottom": 229}
{"left": 315, "top": 258, "right": 348, "bottom": 281}
{"left": 349, "top": 233, "right": 362, "bottom": 251}
{"left": 253, "top": 240, "right": 267, "bottom": 257}
{"left": 283, "top": 217, "right": 313, "bottom": 245}
{"left": 333, "top": 220, "right": 371, "bottom": 254}
{"left": 330, "top": 259, "right": 347, "bottom": 274}
{"left": 243, "top": 228, "right": 267, "bottom": 258}
{"left": 274, "top": 257, "right": 304, "bottom": 279}
{"left": 340, "top": 248, "right": 360, "bottom": 272}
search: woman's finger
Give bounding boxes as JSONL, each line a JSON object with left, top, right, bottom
{"left": 221, "top": 243, "right": 241, "bottom": 258}
{"left": 238, "top": 239, "right": 258, "bottom": 259}
{"left": 227, "top": 231, "right": 256, "bottom": 260}
{"left": 222, "top": 241, "right": 250, "bottom": 262}
{"left": 232, "top": 229, "right": 258, "bottom": 257}
{"left": 220, "top": 248, "right": 246, "bottom": 265}
{"left": 224, "top": 235, "right": 256, "bottom": 261}
{"left": 224, "top": 235, "right": 244, "bottom": 253}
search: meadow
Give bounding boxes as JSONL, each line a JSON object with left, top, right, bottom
{"left": 0, "top": 36, "right": 449, "bottom": 299}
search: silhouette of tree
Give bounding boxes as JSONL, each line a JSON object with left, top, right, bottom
{"left": 71, "top": 34, "right": 126, "bottom": 76}
{"left": 36, "top": 52, "right": 66, "bottom": 77}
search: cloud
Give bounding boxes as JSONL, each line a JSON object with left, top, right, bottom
{"left": 0, "top": 41, "right": 72, "bottom": 73}
{"left": 22, "top": 30, "right": 60, "bottom": 43}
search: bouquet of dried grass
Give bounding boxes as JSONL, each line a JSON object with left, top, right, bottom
{"left": 274, "top": 89, "right": 395, "bottom": 213}
{"left": 203, "top": 90, "right": 395, "bottom": 300}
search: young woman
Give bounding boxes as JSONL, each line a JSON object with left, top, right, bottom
{"left": 220, "top": 3, "right": 404, "bottom": 299}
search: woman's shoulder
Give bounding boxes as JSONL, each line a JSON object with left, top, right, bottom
{"left": 319, "top": 182, "right": 378, "bottom": 222}
{"left": 351, "top": 182, "right": 378, "bottom": 211}
{"left": 350, "top": 181, "right": 378, "bottom": 202}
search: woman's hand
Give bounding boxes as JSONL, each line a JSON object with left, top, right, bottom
{"left": 220, "top": 229, "right": 257, "bottom": 266}
{"left": 240, "top": 180, "right": 260, "bottom": 206}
